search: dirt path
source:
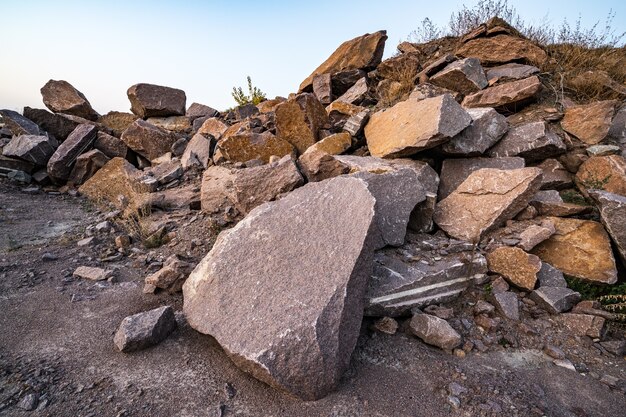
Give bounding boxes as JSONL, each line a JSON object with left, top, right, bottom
{"left": 1, "top": 179, "right": 625, "bottom": 416}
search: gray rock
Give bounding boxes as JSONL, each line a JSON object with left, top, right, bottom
{"left": 335, "top": 77, "right": 369, "bottom": 105}
{"left": 150, "top": 160, "right": 183, "bottom": 185}
{"left": 366, "top": 233, "right": 487, "bottom": 317}
{"left": 2, "top": 135, "right": 57, "bottom": 166}
{"left": 491, "top": 291, "right": 520, "bottom": 320}
{"left": 409, "top": 313, "right": 462, "bottom": 350}
{"left": 430, "top": 58, "right": 488, "bottom": 95}
{"left": 17, "top": 393, "right": 38, "bottom": 411}
{"left": 0, "top": 155, "right": 35, "bottom": 176}
{"left": 530, "top": 287, "right": 581, "bottom": 314}
{"left": 485, "top": 63, "right": 539, "bottom": 82}
{"left": 7, "top": 170, "right": 31, "bottom": 183}
{"left": 93, "top": 131, "right": 128, "bottom": 159}
{"left": 181, "top": 133, "right": 212, "bottom": 170}
{"left": 312, "top": 73, "right": 333, "bottom": 105}
{"left": 73, "top": 266, "right": 111, "bottom": 281}
{"left": 127, "top": 83, "right": 186, "bottom": 118}
{"left": 488, "top": 121, "right": 566, "bottom": 162}
{"left": 0, "top": 109, "right": 40, "bottom": 135}
{"left": 537, "top": 262, "right": 567, "bottom": 288}
{"left": 68, "top": 149, "right": 110, "bottom": 185}
{"left": 331, "top": 69, "right": 367, "bottom": 96}
{"left": 342, "top": 110, "right": 370, "bottom": 136}
{"left": 47, "top": 124, "right": 98, "bottom": 181}
{"left": 600, "top": 340, "right": 626, "bottom": 356}
{"left": 589, "top": 190, "right": 626, "bottom": 265}
{"left": 23, "top": 107, "right": 81, "bottom": 140}
{"left": 441, "top": 107, "right": 508, "bottom": 156}
{"left": 114, "top": 306, "right": 177, "bottom": 352}
{"left": 586, "top": 144, "right": 621, "bottom": 157}
{"left": 298, "top": 149, "right": 350, "bottom": 182}
{"left": 120, "top": 119, "right": 180, "bottom": 161}
{"left": 536, "top": 159, "right": 572, "bottom": 190}
{"left": 40, "top": 79, "right": 99, "bottom": 121}
{"left": 438, "top": 157, "right": 525, "bottom": 201}
{"left": 186, "top": 102, "right": 218, "bottom": 121}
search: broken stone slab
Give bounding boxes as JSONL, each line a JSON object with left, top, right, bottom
{"left": 560, "top": 313, "right": 605, "bottom": 339}
{"left": 587, "top": 144, "right": 621, "bottom": 157}
{"left": 0, "top": 109, "right": 40, "bottom": 135}
{"left": 47, "top": 124, "right": 98, "bottom": 181}
{"left": 2, "top": 135, "right": 57, "bottom": 166}
{"left": 93, "top": 131, "right": 128, "bottom": 159}
{"left": 275, "top": 93, "right": 329, "bottom": 155}
{"left": 114, "top": 306, "right": 177, "bottom": 353}
{"left": 147, "top": 186, "right": 200, "bottom": 211}
{"left": 298, "top": 149, "right": 350, "bottom": 182}
{"left": 488, "top": 121, "right": 566, "bottom": 162}
{"left": 186, "top": 102, "right": 219, "bottom": 121}
{"left": 517, "top": 221, "right": 556, "bottom": 251}
{"left": 490, "top": 291, "right": 520, "bottom": 321}
{"left": 537, "top": 262, "right": 567, "bottom": 288}
{"left": 127, "top": 83, "right": 186, "bottom": 118}
{"left": 408, "top": 83, "right": 461, "bottom": 102}
{"left": 575, "top": 155, "right": 626, "bottom": 197}
{"left": 181, "top": 133, "right": 212, "bottom": 170}
{"left": 485, "top": 63, "right": 540, "bottom": 83}
{"left": 149, "top": 159, "right": 183, "bottom": 185}
{"left": 40, "top": 79, "right": 100, "bottom": 121}
{"left": 0, "top": 155, "right": 35, "bottom": 176}
{"left": 462, "top": 76, "right": 542, "bottom": 111}
{"left": 306, "top": 132, "right": 351, "bottom": 155}
{"left": 73, "top": 266, "right": 111, "bottom": 281}
{"left": 146, "top": 116, "right": 192, "bottom": 134}
{"left": 561, "top": 100, "right": 618, "bottom": 145}
{"left": 68, "top": 149, "right": 110, "bottom": 185}
{"left": 366, "top": 94, "right": 471, "bottom": 158}
{"left": 201, "top": 155, "right": 304, "bottom": 218}
{"left": 589, "top": 190, "right": 626, "bottom": 265}
{"left": 456, "top": 34, "right": 548, "bottom": 65}
{"left": 530, "top": 287, "right": 581, "bottom": 314}
{"left": 97, "top": 111, "right": 139, "bottom": 137}
{"left": 433, "top": 167, "right": 542, "bottom": 242}
{"left": 365, "top": 233, "right": 487, "bottom": 317}
{"left": 529, "top": 190, "right": 591, "bottom": 217}
{"left": 184, "top": 176, "right": 382, "bottom": 400}
{"left": 23, "top": 107, "right": 82, "bottom": 140}
{"left": 145, "top": 255, "right": 190, "bottom": 292}
{"left": 120, "top": 119, "right": 181, "bottom": 161}
{"left": 409, "top": 313, "right": 462, "bottom": 351}
{"left": 217, "top": 131, "right": 294, "bottom": 164}
{"left": 335, "top": 77, "right": 369, "bottom": 105}
{"left": 531, "top": 217, "right": 617, "bottom": 284}
{"left": 331, "top": 69, "right": 368, "bottom": 96}
{"left": 536, "top": 159, "right": 572, "bottom": 190}
{"left": 429, "top": 58, "right": 488, "bottom": 95}
{"left": 438, "top": 157, "right": 525, "bottom": 201}
{"left": 441, "top": 107, "right": 508, "bottom": 156}
{"left": 198, "top": 117, "right": 229, "bottom": 139}
{"left": 312, "top": 73, "right": 333, "bottom": 105}
{"left": 342, "top": 110, "right": 370, "bottom": 136}
{"left": 299, "top": 30, "right": 387, "bottom": 92}
{"left": 479, "top": 218, "right": 555, "bottom": 252}
{"left": 486, "top": 246, "right": 541, "bottom": 290}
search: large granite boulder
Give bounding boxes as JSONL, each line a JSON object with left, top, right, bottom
{"left": 127, "top": 83, "right": 186, "bottom": 118}
{"left": 462, "top": 76, "right": 542, "bottom": 110}
{"left": 40, "top": 80, "right": 99, "bottom": 121}
{"left": 589, "top": 190, "right": 626, "bottom": 266}
{"left": 531, "top": 217, "right": 617, "bottom": 284}
{"left": 184, "top": 176, "right": 383, "bottom": 400}
{"left": 2, "top": 135, "right": 57, "bottom": 166}
{"left": 68, "top": 149, "right": 110, "bottom": 185}
{"left": 275, "top": 93, "right": 329, "bottom": 154}
{"left": 561, "top": 100, "right": 618, "bottom": 145}
{"left": 365, "top": 94, "right": 471, "bottom": 158}
{"left": 47, "top": 124, "right": 98, "bottom": 181}
{"left": 433, "top": 167, "right": 542, "bottom": 242}
{"left": 299, "top": 31, "right": 387, "bottom": 92}
{"left": 441, "top": 107, "right": 508, "bottom": 156}
{"left": 120, "top": 119, "right": 180, "bottom": 161}
{"left": 0, "top": 109, "right": 40, "bottom": 136}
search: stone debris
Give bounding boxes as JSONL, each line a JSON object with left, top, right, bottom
{"left": 486, "top": 247, "right": 541, "bottom": 290}
{"left": 409, "top": 313, "right": 462, "bottom": 351}
{"left": 114, "top": 306, "right": 177, "bottom": 352}
{"left": 530, "top": 287, "right": 581, "bottom": 314}
{"left": 47, "top": 124, "right": 98, "bottom": 181}
{"left": 491, "top": 291, "right": 520, "bottom": 321}
{"left": 537, "top": 262, "right": 567, "bottom": 288}
{"left": 559, "top": 313, "right": 606, "bottom": 339}
{"left": 73, "top": 266, "right": 111, "bottom": 281}
{"left": 372, "top": 317, "right": 398, "bottom": 335}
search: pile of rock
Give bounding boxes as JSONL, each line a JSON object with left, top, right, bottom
{"left": 2, "top": 17, "right": 625, "bottom": 402}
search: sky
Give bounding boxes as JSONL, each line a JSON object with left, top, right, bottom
{"left": 1, "top": 0, "right": 624, "bottom": 114}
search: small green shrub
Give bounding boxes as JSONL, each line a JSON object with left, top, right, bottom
{"left": 231, "top": 76, "right": 267, "bottom": 106}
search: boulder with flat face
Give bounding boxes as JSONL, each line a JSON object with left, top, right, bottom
{"left": 127, "top": 83, "right": 186, "bottom": 118}
{"left": 40, "top": 80, "right": 99, "bottom": 121}
{"left": 275, "top": 93, "right": 329, "bottom": 154}
{"left": 2, "top": 135, "right": 57, "bottom": 166}
{"left": 23, "top": 107, "right": 83, "bottom": 140}
{"left": 589, "top": 190, "right": 626, "bottom": 265}
{"left": 531, "top": 217, "right": 617, "bottom": 284}
{"left": 561, "top": 100, "right": 617, "bottom": 145}
{"left": 68, "top": 149, "right": 110, "bottom": 185}
{"left": 434, "top": 167, "right": 542, "bottom": 242}
{"left": 0, "top": 109, "right": 40, "bottom": 136}
{"left": 299, "top": 31, "right": 387, "bottom": 92}
{"left": 409, "top": 314, "right": 462, "bottom": 350}
{"left": 462, "top": 76, "right": 542, "bottom": 111}
{"left": 441, "top": 107, "right": 508, "bottom": 156}
{"left": 365, "top": 94, "right": 471, "bottom": 158}
{"left": 97, "top": 111, "right": 138, "bottom": 137}
{"left": 93, "top": 131, "right": 128, "bottom": 159}
{"left": 488, "top": 121, "right": 566, "bottom": 161}
{"left": 114, "top": 306, "right": 177, "bottom": 353}
{"left": 456, "top": 34, "right": 548, "bottom": 65}
{"left": 430, "top": 58, "right": 488, "bottom": 95}
{"left": 485, "top": 63, "right": 540, "bottom": 83}
{"left": 217, "top": 131, "right": 294, "bottom": 164}
{"left": 486, "top": 246, "right": 541, "bottom": 290}
{"left": 575, "top": 155, "right": 626, "bottom": 197}
{"left": 184, "top": 176, "right": 381, "bottom": 400}
{"left": 181, "top": 133, "right": 212, "bottom": 170}
{"left": 120, "top": 119, "right": 180, "bottom": 161}
{"left": 47, "top": 124, "right": 98, "bottom": 181}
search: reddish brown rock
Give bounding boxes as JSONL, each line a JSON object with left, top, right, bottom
{"left": 365, "top": 94, "right": 471, "bottom": 158}
{"left": 575, "top": 155, "right": 626, "bottom": 197}
{"left": 146, "top": 116, "right": 192, "bottom": 134}
{"left": 127, "top": 83, "right": 186, "bottom": 118}
{"left": 120, "top": 119, "right": 180, "bottom": 161}
{"left": 462, "top": 76, "right": 542, "bottom": 110}
{"left": 488, "top": 121, "right": 566, "bottom": 161}
{"left": 561, "top": 100, "right": 617, "bottom": 145}
{"left": 23, "top": 107, "right": 82, "bottom": 140}
{"left": 96, "top": 111, "right": 138, "bottom": 137}
{"left": 456, "top": 34, "right": 548, "bottom": 65}
{"left": 40, "top": 80, "right": 100, "bottom": 121}
{"left": 430, "top": 58, "right": 488, "bottom": 95}
{"left": 181, "top": 133, "right": 212, "bottom": 170}
{"left": 306, "top": 132, "right": 351, "bottom": 155}
{"left": 312, "top": 73, "right": 333, "bottom": 105}
{"left": 275, "top": 93, "right": 329, "bottom": 154}
{"left": 485, "top": 63, "right": 540, "bottom": 83}
{"left": 560, "top": 313, "right": 605, "bottom": 339}
{"left": 298, "top": 149, "right": 350, "bottom": 182}
{"left": 536, "top": 159, "right": 572, "bottom": 190}
{"left": 335, "top": 77, "right": 370, "bottom": 105}
{"left": 434, "top": 167, "right": 542, "bottom": 242}
{"left": 0, "top": 109, "right": 40, "bottom": 136}
{"left": 198, "top": 117, "right": 229, "bottom": 139}
{"left": 589, "top": 190, "right": 626, "bottom": 265}
{"left": 486, "top": 247, "right": 541, "bottom": 290}
{"left": 68, "top": 149, "right": 110, "bottom": 185}
{"left": 299, "top": 31, "right": 387, "bottom": 92}
{"left": 93, "top": 131, "right": 128, "bottom": 159}
{"left": 217, "top": 131, "right": 294, "bottom": 164}
{"left": 47, "top": 124, "right": 98, "bottom": 181}
{"left": 531, "top": 217, "right": 617, "bottom": 284}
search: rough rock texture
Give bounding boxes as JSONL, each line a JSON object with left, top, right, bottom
{"left": 299, "top": 31, "right": 387, "bottom": 92}
{"left": 201, "top": 155, "right": 304, "bottom": 217}
{"left": 433, "top": 167, "right": 542, "bottom": 242}
{"left": 23, "top": 107, "right": 83, "bottom": 140}
{"left": 2, "top": 135, "right": 57, "bottom": 166}
{"left": 575, "top": 155, "right": 626, "bottom": 197}
{"left": 365, "top": 94, "right": 471, "bottom": 158}
{"left": 306, "top": 132, "right": 351, "bottom": 155}
{"left": 181, "top": 133, "right": 212, "bottom": 170}
{"left": 560, "top": 313, "right": 605, "bottom": 339}
{"left": 531, "top": 217, "right": 617, "bottom": 284}
{"left": 113, "top": 306, "right": 177, "bottom": 353}
{"left": 409, "top": 314, "right": 462, "bottom": 350}
{"left": 530, "top": 287, "right": 581, "bottom": 314}
{"left": 312, "top": 73, "right": 333, "bottom": 104}
{"left": 68, "top": 149, "right": 110, "bottom": 185}
{"left": 456, "top": 35, "right": 548, "bottom": 65}
{"left": 146, "top": 116, "right": 192, "bottom": 134}
{"left": 537, "top": 262, "right": 567, "bottom": 288}
{"left": 73, "top": 266, "right": 111, "bottom": 281}
{"left": 485, "top": 63, "right": 539, "bottom": 83}
{"left": 561, "top": 100, "right": 617, "bottom": 145}
{"left": 0, "top": 109, "right": 40, "bottom": 136}
{"left": 120, "top": 119, "right": 180, "bottom": 161}
{"left": 127, "top": 83, "right": 186, "bottom": 118}
{"left": 47, "top": 124, "right": 98, "bottom": 181}
{"left": 589, "top": 190, "right": 626, "bottom": 265}
{"left": 93, "top": 131, "right": 128, "bottom": 159}
{"left": 335, "top": 77, "right": 370, "bottom": 105}
{"left": 184, "top": 176, "right": 382, "bottom": 400}
{"left": 96, "top": 111, "right": 138, "bottom": 137}
{"left": 217, "top": 131, "right": 294, "bottom": 164}
{"left": 430, "top": 58, "right": 488, "bottom": 95}
{"left": 342, "top": 110, "right": 370, "bottom": 136}
{"left": 536, "top": 159, "right": 572, "bottom": 190}
{"left": 486, "top": 246, "right": 541, "bottom": 290}
{"left": 144, "top": 255, "right": 191, "bottom": 293}
{"left": 491, "top": 291, "right": 520, "bottom": 320}
{"left": 40, "top": 79, "right": 99, "bottom": 121}
{"left": 438, "top": 157, "right": 525, "bottom": 200}
{"left": 275, "top": 93, "right": 329, "bottom": 154}
{"left": 298, "top": 149, "right": 350, "bottom": 182}
{"left": 462, "top": 76, "right": 542, "bottom": 110}
{"left": 488, "top": 121, "right": 566, "bottom": 161}
{"left": 198, "top": 117, "right": 229, "bottom": 139}
{"left": 441, "top": 107, "right": 508, "bottom": 156}
{"left": 366, "top": 233, "right": 487, "bottom": 317}
{"left": 186, "top": 102, "right": 218, "bottom": 120}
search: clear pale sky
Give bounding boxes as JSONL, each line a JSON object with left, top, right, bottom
{"left": 1, "top": 0, "right": 624, "bottom": 114}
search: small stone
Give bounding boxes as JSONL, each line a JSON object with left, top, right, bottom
{"left": 409, "top": 314, "right": 462, "bottom": 350}
{"left": 77, "top": 237, "right": 95, "bottom": 247}
{"left": 490, "top": 276, "right": 510, "bottom": 294}
{"left": 41, "top": 252, "right": 58, "bottom": 261}
{"left": 587, "top": 144, "right": 621, "bottom": 157}
{"left": 560, "top": 313, "right": 605, "bottom": 338}
{"left": 115, "top": 235, "right": 131, "bottom": 249}
{"left": 17, "top": 393, "right": 39, "bottom": 411}
{"left": 113, "top": 306, "right": 177, "bottom": 352}
{"left": 530, "top": 287, "right": 581, "bottom": 314}
{"left": 536, "top": 262, "right": 567, "bottom": 288}
{"left": 73, "top": 266, "right": 111, "bottom": 281}
{"left": 372, "top": 317, "right": 398, "bottom": 335}
{"left": 491, "top": 291, "right": 519, "bottom": 321}
{"left": 543, "top": 344, "right": 565, "bottom": 360}
{"left": 599, "top": 340, "right": 626, "bottom": 356}
{"left": 599, "top": 374, "right": 620, "bottom": 388}
{"left": 553, "top": 359, "right": 576, "bottom": 371}
{"left": 474, "top": 300, "right": 495, "bottom": 315}
{"left": 447, "top": 395, "right": 461, "bottom": 409}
